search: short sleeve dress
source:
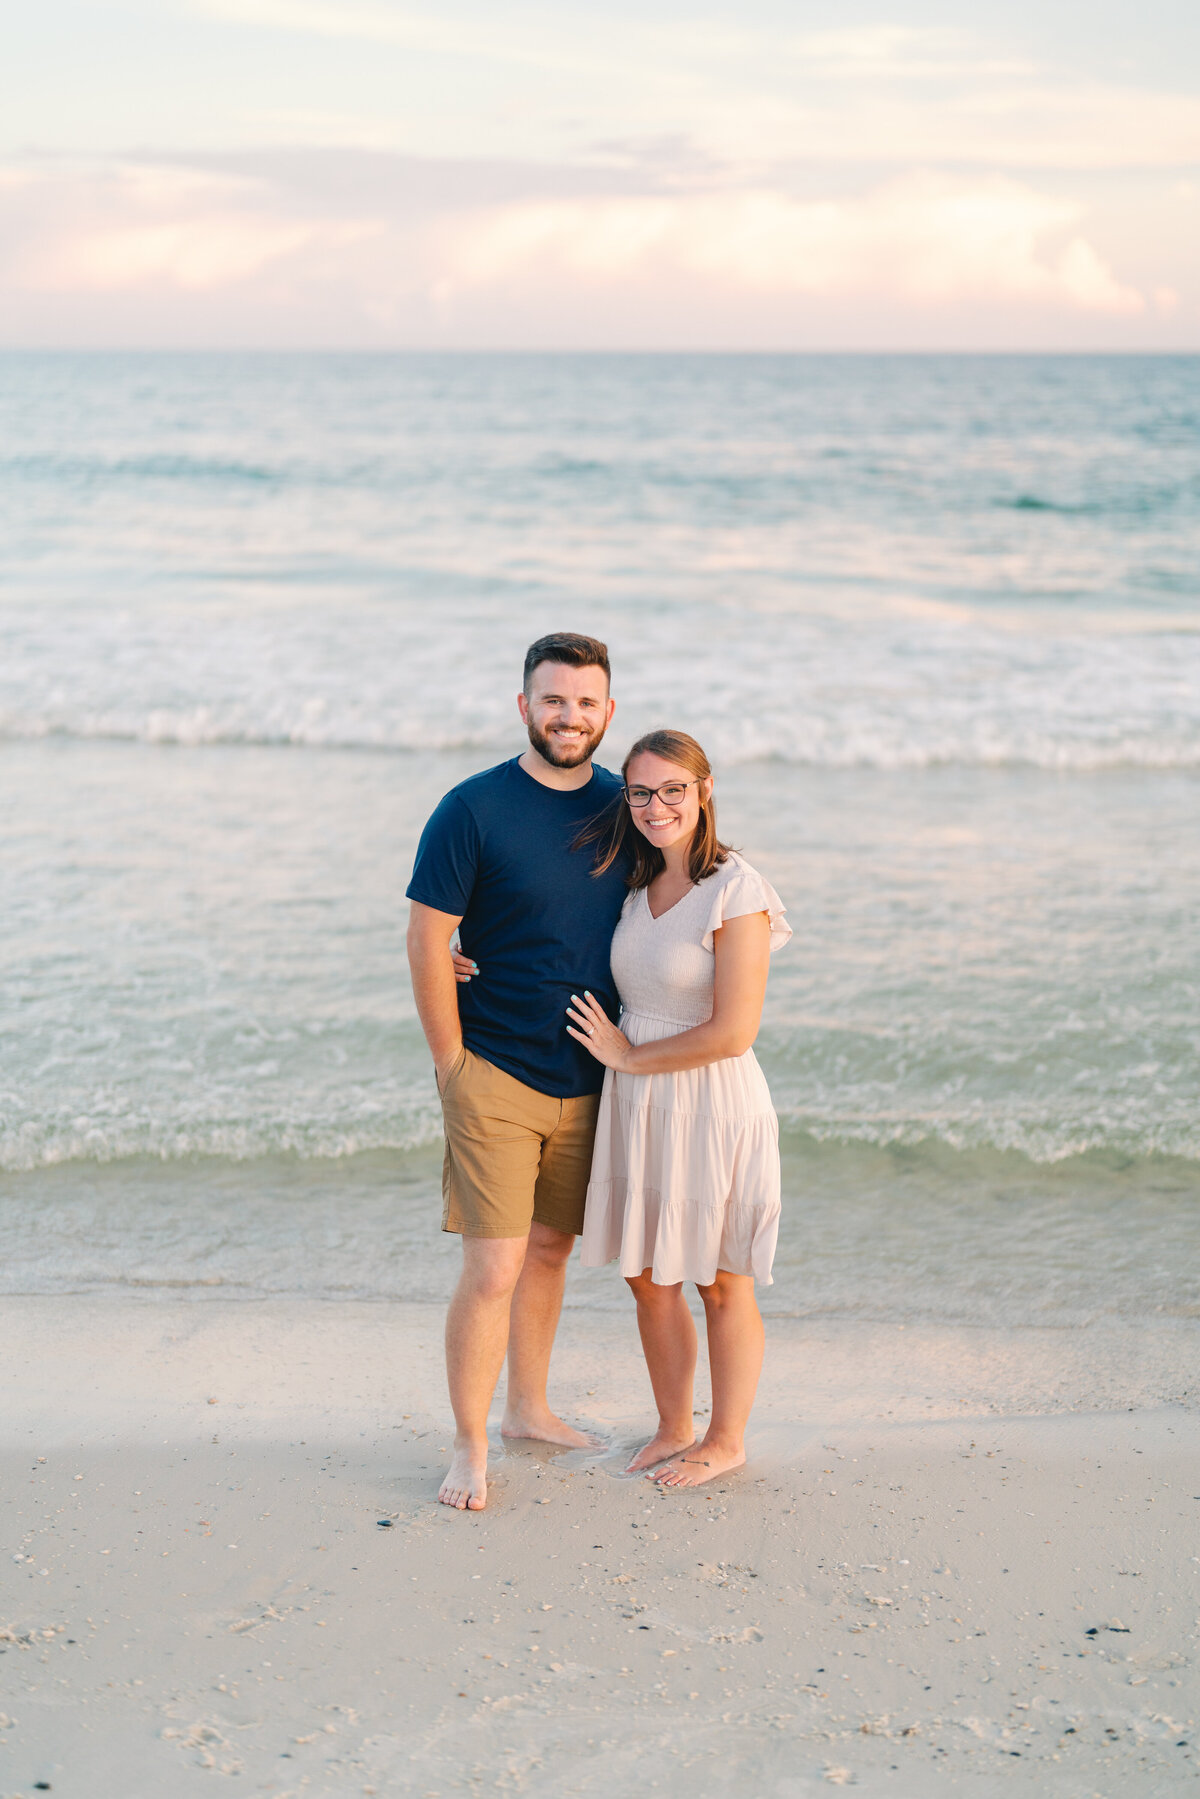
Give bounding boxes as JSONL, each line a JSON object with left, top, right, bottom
{"left": 579, "top": 852, "right": 791, "bottom": 1287}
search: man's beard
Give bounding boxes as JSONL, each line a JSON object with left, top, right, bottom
{"left": 525, "top": 716, "right": 605, "bottom": 768}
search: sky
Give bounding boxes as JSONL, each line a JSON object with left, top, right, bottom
{"left": 3, "top": 0, "right": 1200, "bottom": 349}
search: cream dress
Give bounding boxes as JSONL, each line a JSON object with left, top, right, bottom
{"left": 579, "top": 851, "right": 791, "bottom": 1287}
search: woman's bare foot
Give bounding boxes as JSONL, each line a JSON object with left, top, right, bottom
{"left": 649, "top": 1439, "right": 746, "bottom": 1488}
{"left": 439, "top": 1442, "right": 488, "bottom": 1510}
{"left": 625, "top": 1428, "right": 695, "bottom": 1473}
{"left": 500, "top": 1407, "right": 602, "bottom": 1450}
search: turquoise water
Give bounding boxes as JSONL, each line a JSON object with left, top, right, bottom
{"left": 1, "top": 353, "right": 1197, "bottom": 1322}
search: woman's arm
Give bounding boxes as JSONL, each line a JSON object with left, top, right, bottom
{"left": 566, "top": 911, "right": 771, "bottom": 1075}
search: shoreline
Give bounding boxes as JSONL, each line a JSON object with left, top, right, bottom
{"left": 2, "top": 1296, "right": 1197, "bottom": 1795}
{"left": 3, "top": 1133, "right": 1198, "bottom": 1332}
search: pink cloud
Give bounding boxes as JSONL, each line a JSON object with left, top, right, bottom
{"left": 442, "top": 176, "right": 1144, "bottom": 314}
{"left": 0, "top": 156, "right": 1173, "bottom": 346}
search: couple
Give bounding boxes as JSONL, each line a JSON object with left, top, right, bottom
{"left": 406, "top": 633, "right": 790, "bottom": 1511}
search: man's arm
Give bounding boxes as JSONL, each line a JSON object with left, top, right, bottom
{"left": 407, "top": 900, "right": 466, "bottom": 1084}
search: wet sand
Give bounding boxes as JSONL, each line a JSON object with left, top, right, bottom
{"left": 2, "top": 1296, "right": 1197, "bottom": 1796}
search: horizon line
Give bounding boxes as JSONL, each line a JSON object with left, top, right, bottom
{"left": 3, "top": 344, "right": 1200, "bottom": 357}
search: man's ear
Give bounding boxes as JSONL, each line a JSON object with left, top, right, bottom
{"left": 517, "top": 690, "right": 529, "bottom": 722}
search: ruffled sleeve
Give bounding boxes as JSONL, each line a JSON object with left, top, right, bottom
{"left": 700, "top": 858, "right": 792, "bottom": 953}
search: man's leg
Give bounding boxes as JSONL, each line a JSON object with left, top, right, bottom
{"left": 441, "top": 1234, "right": 529, "bottom": 1509}
{"left": 501, "top": 1221, "right": 598, "bottom": 1447}
{"left": 502, "top": 1088, "right": 603, "bottom": 1448}
{"left": 438, "top": 1051, "right": 552, "bottom": 1506}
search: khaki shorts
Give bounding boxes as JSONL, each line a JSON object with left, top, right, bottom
{"left": 438, "top": 1047, "right": 601, "bottom": 1239}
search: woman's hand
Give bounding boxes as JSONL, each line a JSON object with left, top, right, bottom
{"left": 566, "top": 991, "right": 633, "bottom": 1072}
{"left": 450, "top": 945, "right": 478, "bottom": 984}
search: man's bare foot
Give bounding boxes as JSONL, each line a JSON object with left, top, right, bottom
{"left": 439, "top": 1442, "right": 488, "bottom": 1510}
{"left": 649, "top": 1441, "right": 746, "bottom": 1487}
{"left": 501, "top": 1408, "right": 602, "bottom": 1449}
{"left": 625, "top": 1428, "right": 695, "bottom": 1474}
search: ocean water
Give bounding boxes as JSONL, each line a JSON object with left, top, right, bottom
{"left": 1, "top": 352, "right": 1198, "bottom": 1329}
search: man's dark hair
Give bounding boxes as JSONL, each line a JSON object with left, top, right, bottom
{"left": 523, "top": 632, "right": 611, "bottom": 693}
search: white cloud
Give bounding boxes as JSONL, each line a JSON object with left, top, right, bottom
{"left": 193, "top": 0, "right": 613, "bottom": 74}
{"left": 183, "top": 2, "right": 1200, "bottom": 174}
{"left": 777, "top": 25, "right": 1037, "bottom": 80}
{"left": 194, "top": 4, "right": 991, "bottom": 78}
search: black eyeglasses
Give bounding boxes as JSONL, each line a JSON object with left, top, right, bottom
{"left": 622, "top": 779, "right": 700, "bottom": 808}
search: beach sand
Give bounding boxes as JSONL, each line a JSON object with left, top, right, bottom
{"left": 2, "top": 1296, "right": 1197, "bottom": 1796}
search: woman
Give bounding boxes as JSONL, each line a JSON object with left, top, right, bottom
{"left": 566, "top": 729, "right": 790, "bottom": 1487}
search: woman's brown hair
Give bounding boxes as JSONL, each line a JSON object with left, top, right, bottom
{"left": 578, "top": 729, "right": 731, "bottom": 890}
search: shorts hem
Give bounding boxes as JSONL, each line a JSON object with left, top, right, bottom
{"left": 441, "top": 1213, "right": 583, "bottom": 1239}
{"left": 442, "top": 1219, "right": 538, "bottom": 1239}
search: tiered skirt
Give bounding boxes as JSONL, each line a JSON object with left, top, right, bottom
{"left": 579, "top": 1009, "right": 781, "bottom": 1286}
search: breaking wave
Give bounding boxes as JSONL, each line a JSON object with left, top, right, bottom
{"left": 3, "top": 705, "right": 1198, "bottom": 770}
{"left": 5, "top": 1106, "right": 1200, "bottom": 1177}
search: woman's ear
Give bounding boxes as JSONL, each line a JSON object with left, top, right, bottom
{"left": 702, "top": 776, "right": 714, "bottom": 806}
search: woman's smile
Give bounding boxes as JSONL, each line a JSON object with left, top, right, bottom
{"left": 625, "top": 751, "right": 709, "bottom": 856}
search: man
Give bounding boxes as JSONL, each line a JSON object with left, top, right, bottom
{"left": 406, "top": 632, "right": 628, "bottom": 1510}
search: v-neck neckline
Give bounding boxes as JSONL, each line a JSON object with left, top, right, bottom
{"left": 643, "top": 881, "right": 696, "bottom": 923}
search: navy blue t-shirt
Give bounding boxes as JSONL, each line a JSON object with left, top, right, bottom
{"left": 406, "top": 758, "right": 629, "bottom": 1098}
